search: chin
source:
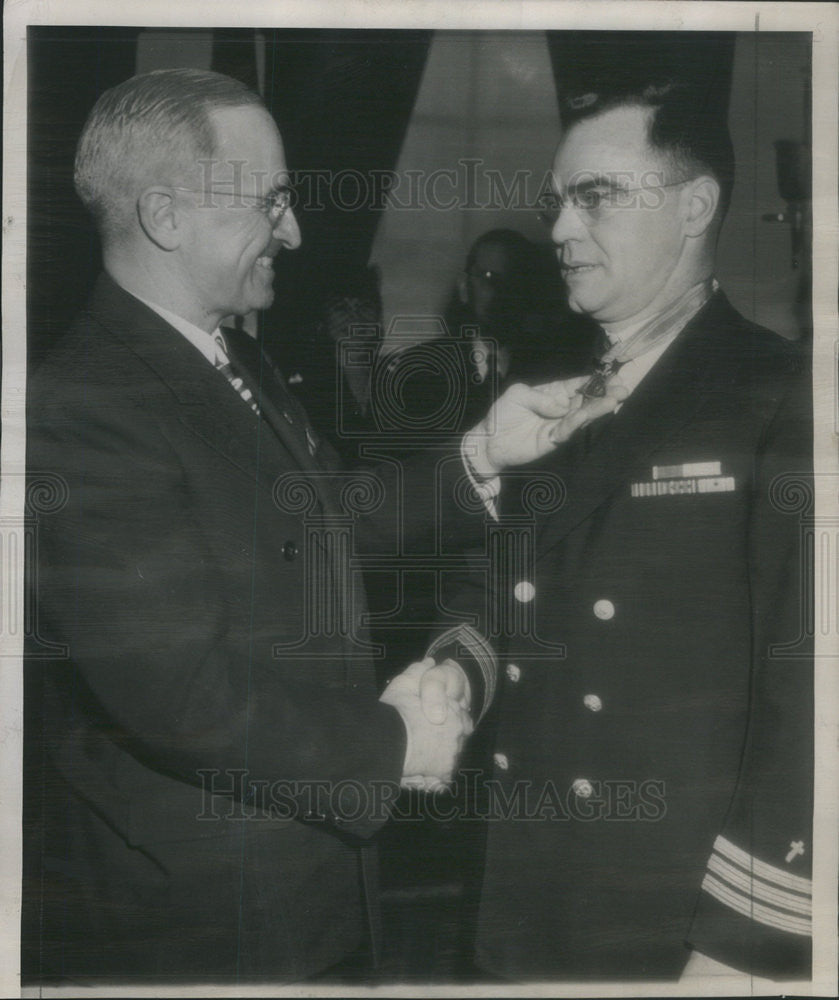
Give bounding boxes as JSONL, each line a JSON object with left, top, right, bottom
{"left": 244, "top": 289, "right": 275, "bottom": 314}
{"left": 568, "top": 294, "right": 607, "bottom": 317}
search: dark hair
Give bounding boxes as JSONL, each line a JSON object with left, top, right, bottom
{"left": 75, "top": 69, "right": 264, "bottom": 242}
{"left": 452, "top": 229, "right": 539, "bottom": 350}
{"left": 560, "top": 79, "right": 735, "bottom": 222}
{"left": 465, "top": 228, "right": 533, "bottom": 273}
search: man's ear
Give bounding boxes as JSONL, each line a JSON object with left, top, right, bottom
{"left": 683, "top": 175, "right": 720, "bottom": 238}
{"left": 457, "top": 271, "right": 469, "bottom": 305}
{"left": 137, "top": 187, "right": 183, "bottom": 251}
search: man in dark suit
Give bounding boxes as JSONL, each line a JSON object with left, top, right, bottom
{"left": 427, "top": 79, "right": 813, "bottom": 982}
{"left": 23, "top": 68, "right": 618, "bottom": 985}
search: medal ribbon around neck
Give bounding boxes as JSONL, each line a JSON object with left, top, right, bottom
{"left": 580, "top": 278, "right": 716, "bottom": 399}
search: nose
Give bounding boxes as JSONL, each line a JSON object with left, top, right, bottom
{"left": 551, "top": 200, "right": 587, "bottom": 246}
{"left": 273, "top": 207, "right": 301, "bottom": 250}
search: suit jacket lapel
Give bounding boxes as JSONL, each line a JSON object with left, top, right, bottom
{"left": 221, "top": 326, "right": 327, "bottom": 479}
{"left": 88, "top": 274, "right": 314, "bottom": 496}
{"left": 532, "top": 292, "right": 737, "bottom": 563}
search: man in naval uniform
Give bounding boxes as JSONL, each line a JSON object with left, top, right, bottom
{"left": 427, "top": 79, "right": 813, "bottom": 981}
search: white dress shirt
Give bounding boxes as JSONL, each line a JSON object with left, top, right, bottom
{"left": 131, "top": 292, "right": 223, "bottom": 365}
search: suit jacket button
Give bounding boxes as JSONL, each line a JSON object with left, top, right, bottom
{"left": 493, "top": 753, "right": 510, "bottom": 771}
{"left": 593, "top": 599, "right": 615, "bottom": 620}
{"left": 506, "top": 664, "right": 521, "bottom": 683}
{"left": 583, "top": 694, "right": 603, "bottom": 712}
{"left": 283, "top": 541, "right": 299, "bottom": 561}
{"left": 572, "top": 778, "right": 594, "bottom": 799}
{"left": 514, "top": 581, "right": 535, "bottom": 603}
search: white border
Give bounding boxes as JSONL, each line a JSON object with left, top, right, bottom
{"left": 3, "top": 3, "right": 837, "bottom": 998}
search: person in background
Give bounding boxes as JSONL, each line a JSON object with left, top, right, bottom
{"left": 371, "top": 229, "right": 541, "bottom": 440}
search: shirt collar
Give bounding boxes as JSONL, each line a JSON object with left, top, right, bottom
{"left": 129, "top": 290, "right": 223, "bottom": 366}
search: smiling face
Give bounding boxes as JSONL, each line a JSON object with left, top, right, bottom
{"left": 177, "top": 104, "right": 301, "bottom": 330}
{"left": 551, "top": 104, "right": 691, "bottom": 329}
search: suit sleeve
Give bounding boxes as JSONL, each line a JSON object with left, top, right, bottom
{"left": 686, "top": 360, "right": 814, "bottom": 977}
{"left": 29, "top": 371, "right": 405, "bottom": 839}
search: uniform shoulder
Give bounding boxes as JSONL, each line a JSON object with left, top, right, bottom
{"left": 715, "top": 295, "right": 809, "bottom": 378}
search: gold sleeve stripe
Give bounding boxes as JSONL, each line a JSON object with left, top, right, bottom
{"left": 701, "top": 874, "right": 812, "bottom": 937}
{"left": 426, "top": 623, "right": 498, "bottom": 722}
{"left": 713, "top": 835, "right": 812, "bottom": 895}
{"left": 707, "top": 854, "right": 812, "bottom": 916}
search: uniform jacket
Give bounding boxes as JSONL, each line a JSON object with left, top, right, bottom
{"left": 23, "top": 274, "right": 470, "bottom": 984}
{"left": 432, "top": 291, "right": 813, "bottom": 980}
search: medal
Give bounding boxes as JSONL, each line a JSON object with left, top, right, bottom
{"left": 579, "top": 359, "right": 624, "bottom": 399}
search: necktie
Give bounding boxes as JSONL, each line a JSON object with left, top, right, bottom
{"left": 212, "top": 331, "right": 261, "bottom": 416}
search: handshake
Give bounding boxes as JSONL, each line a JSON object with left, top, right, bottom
{"left": 380, "top": 657, "right": 473, "bottom": 791}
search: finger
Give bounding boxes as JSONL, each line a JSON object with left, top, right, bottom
{"left": 395, "top": 656, "right": 436, "bottom": 686}
{"left": 419, "top": 665, "right": 450, "bottom": 724}
{"left": 439, "top": 659, "right": 470, "bottom": 705}
{"left": 548, "top": 375, "right": 589, "bottom": 396}
{"left": 380, "top": 657, "right": 437, "bottom": 706}
{"left": 581, "top": 386, "right": 628, "bottom": 421}
{"left": 548, "top": 391, "right": 622, "bottom": 443}
{"left": 504, "top": 381, "right": 575, "bottom": 419}
{"left": 533, "top": 375, "right": 594, "bottom": 407}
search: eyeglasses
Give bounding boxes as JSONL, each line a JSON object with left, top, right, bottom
{"left": 174, "top": 185, "right": 293, "bottom": 221}
{"left": 536, "top": 177, "right": 695, "bottom": 228}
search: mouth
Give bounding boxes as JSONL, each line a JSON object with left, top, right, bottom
{"left": 561, "top": 262, "right": 598, "bottom": 277}
{"left": 256, "top": 234, "right": 285, "bottom": 272}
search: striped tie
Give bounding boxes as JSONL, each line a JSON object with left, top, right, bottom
{"left": 212, "top": 331, "right": 261, "bottom": 416}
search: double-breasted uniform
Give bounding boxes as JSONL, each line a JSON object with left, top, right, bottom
{"left": 433, "top": 291, "right": 813, "bottom": 980}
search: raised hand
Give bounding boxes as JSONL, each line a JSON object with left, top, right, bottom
{"left": 380, "top": 657, "right": 473, "bottom": 790}
{"left": 465, "top": 375, "right": 628, "bottom": 478}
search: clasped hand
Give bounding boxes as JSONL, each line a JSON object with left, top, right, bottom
{"left": 380, "top": 657, "right": 471, "bottom": 791}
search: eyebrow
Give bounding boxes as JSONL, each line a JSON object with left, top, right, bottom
{"left": 565, "top": 175, "right": 625, "bottom": 195}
